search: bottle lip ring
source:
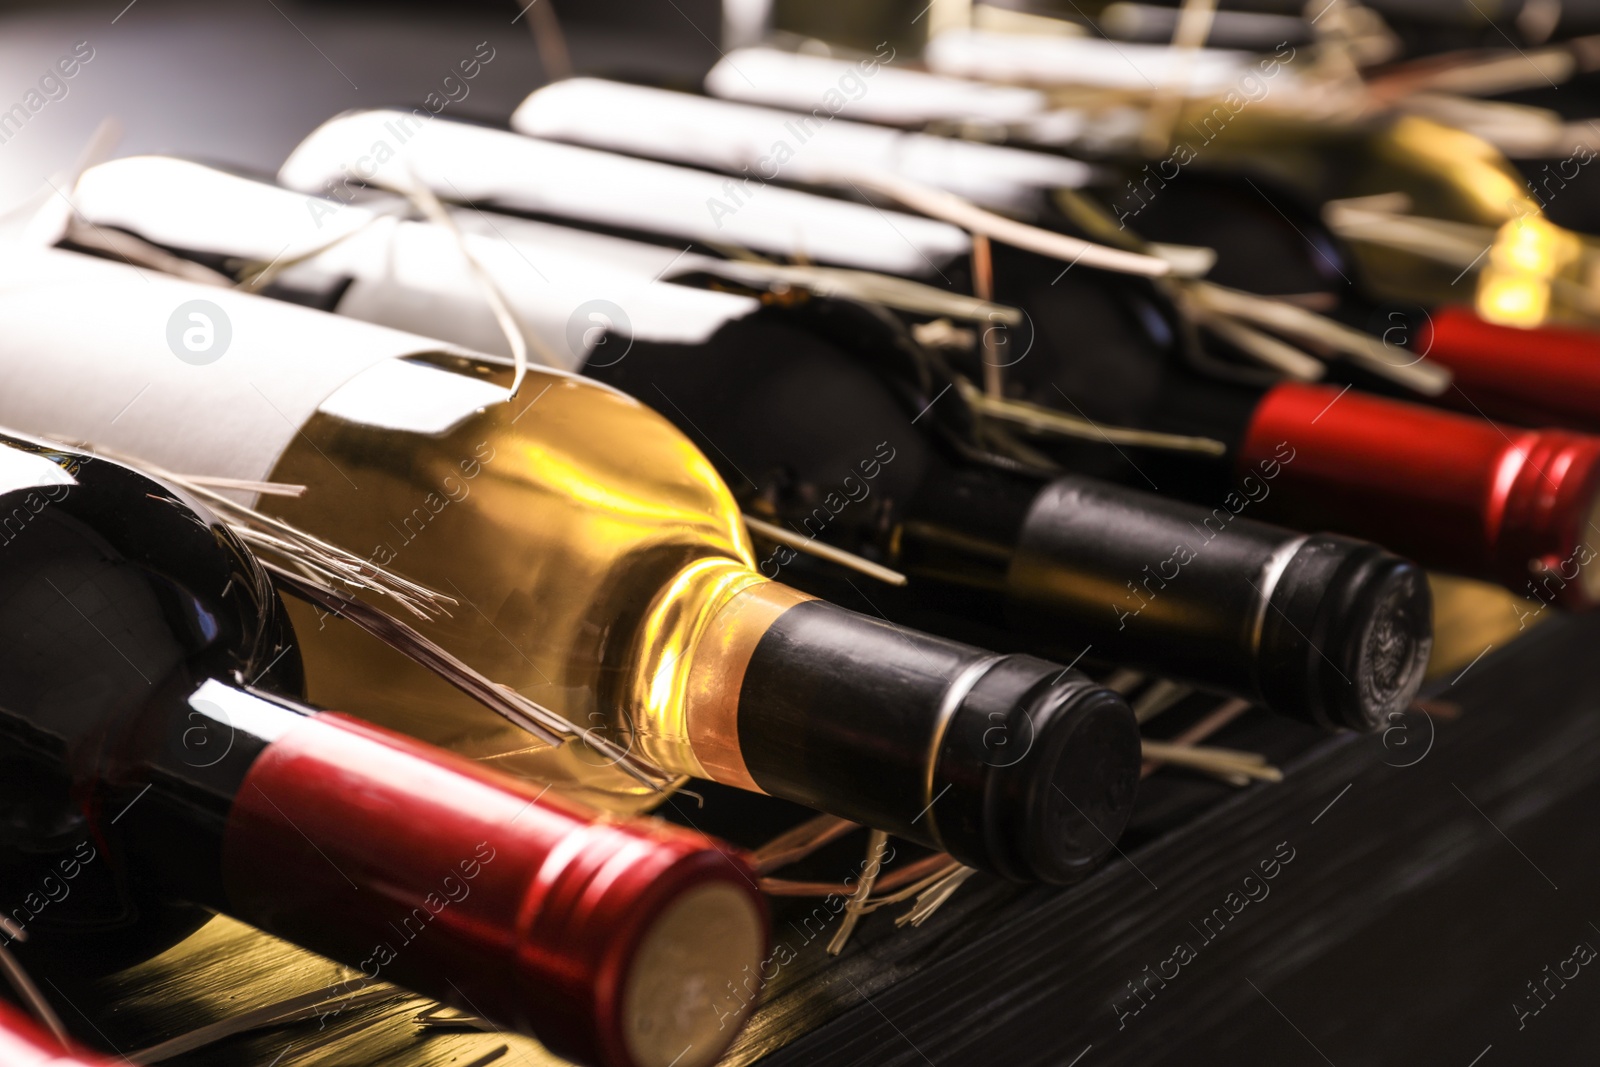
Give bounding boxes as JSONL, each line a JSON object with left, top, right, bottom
{"left": 920, "top": 653, "right": 1008, "bottom": 853}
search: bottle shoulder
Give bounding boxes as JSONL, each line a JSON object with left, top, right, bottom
{"left": 0, "top": 437, "right": 302, "bottom": 737}
{"left": 308, "top": 351, "right": 754, "bottom": 561}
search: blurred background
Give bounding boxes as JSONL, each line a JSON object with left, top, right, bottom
{"left": 0, "top": 0, "right": 731, "bottom": 208}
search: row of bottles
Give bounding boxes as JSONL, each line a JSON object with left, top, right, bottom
{"left": 8, "top": 15, "right": 1600, "bottom": 1066}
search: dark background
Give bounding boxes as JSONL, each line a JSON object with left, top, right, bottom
{"left": 0, "top": 0, "right": 722, "bottom": 209}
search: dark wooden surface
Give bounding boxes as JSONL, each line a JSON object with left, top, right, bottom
{"left": 744, "top": 611, "right": 1600, "bottom": 1067}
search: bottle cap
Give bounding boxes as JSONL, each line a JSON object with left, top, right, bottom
{"left": 733, "top": 596, "right": 1141, "bottom": 884}
{"left": 1423, "top": 306, "right": 1600, "bottom": 432}
{"left": 1255, "top": 536, "right": 1433, "bottom": 731}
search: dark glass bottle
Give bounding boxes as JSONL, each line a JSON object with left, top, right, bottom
{"left": 0, "top": 433, "right": 769, "bottom": 1067}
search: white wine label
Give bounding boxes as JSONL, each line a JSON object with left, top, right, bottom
{"left": 278, "top": 109, "right": 971, "bottom": 278}
{"left": 0, "top": 247, "right": 464, "bottom": 501}
{"left": 925, "top": 29, "right": 1278, "bottom": 94}
{"left": 705, "top": 47, "right": 1048, "bottom": 128}
{"left": 73, "top": 157, "right": 761, "bottom": 370}
{"left": 511, "top": 78, "right": 1096, "bottom": 215}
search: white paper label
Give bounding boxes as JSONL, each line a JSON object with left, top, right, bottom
{"left": 926, "top": 29, "right": 1275, "bottom": 94}
{"left": 74, "top": 156, "right": 763, "bottom": 369}
{"left": 511, "top": 78, "right": 1094, "bottom": 215}
{"left": 278, "top": 109, "right": 971, "bottom": 278}
{"left": 706, "top": 47, "right": 1049, "bottom": 128}
{"left": 0, "top": 247, "right": 464, "bottom": 501}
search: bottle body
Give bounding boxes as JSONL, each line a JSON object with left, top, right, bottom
{"left": 0, "top": 251, "right": 1140, "bottom": 882}
{"left": 266, "top": 350, "right": 756, "bottom": 795}
{"left": 0, "top": 433, "right": 770, "bottom": 1067}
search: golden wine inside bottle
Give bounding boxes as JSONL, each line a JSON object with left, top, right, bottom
{"left": 266, "top": 353, "right": 752, "bottom": 810}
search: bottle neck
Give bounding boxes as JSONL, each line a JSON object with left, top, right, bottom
{"left": 893, "top": 466, "right": 1035, "bottom": 599}
{"left": 127, "top": 675, "right": 768, "bottom": 1067}
{"left": 622, "top": 557, "right": 784, "bottom": 780}
{"left": 678, "top": 570, "right": 1141, "bottom": 883}
{"left": 108, "top": 679, "right": 313, "bottom": 912}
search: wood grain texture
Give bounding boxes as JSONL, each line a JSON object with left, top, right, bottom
{"left": 751, "top": 610, "right": 1600, "bottom": 1067}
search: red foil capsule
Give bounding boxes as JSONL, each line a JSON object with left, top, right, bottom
{"left": 0, "top": 1004, "right": 111, "bottom": 1067}
{"left": 1240, "top": 382, "right": 1600, "bottom": 609}
{"left": 1423, "top": 306, "right": 1600, "bottom": 431}
{"left": 223, "top": 712, "right": 768, "bottom": 1067}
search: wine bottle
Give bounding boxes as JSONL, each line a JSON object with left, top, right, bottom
{"left": 0, "top": 248, "right": 1141, "bottom": 885}
{"left": 1097, "top": 166, "right": 1600, "bottom": 434}
{"left": 585, "top": 299, "right": 1434, "bottom": 734}
{"left": 0, "top": 431, "right": 767, "bottom": 1067}
{"left": 269, "top": 104, "right": 1600, "bottom": 607}
{"left": 0, "top": 1004, "right": 110, "bottom": 1067}
{"left": 64, "top": 156, "right": 1434, "bottom": 732}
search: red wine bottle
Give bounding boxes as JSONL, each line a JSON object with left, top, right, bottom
{"left": 0, "top": 433, "right": 767, "bottom": 1067}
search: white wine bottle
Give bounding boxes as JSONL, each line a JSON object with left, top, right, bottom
{"left": 0, "top": 248, "right": 1140, "bottom": 884}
